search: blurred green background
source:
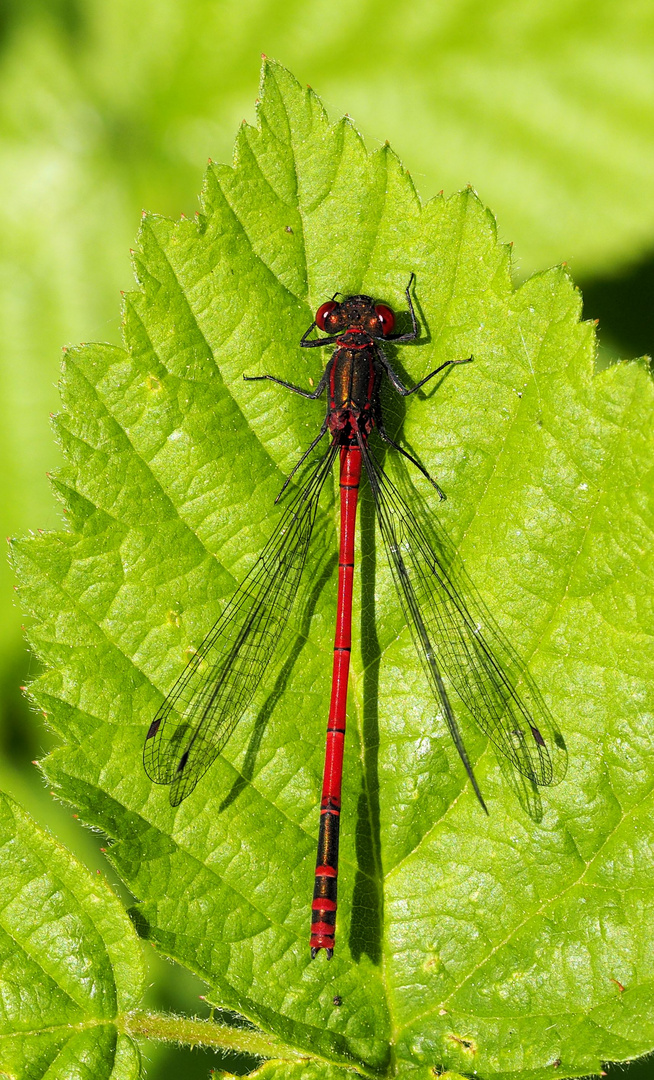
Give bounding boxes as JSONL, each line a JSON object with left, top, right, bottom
{"left": 2, "top": 1, "right": 654, "bottom": 1076}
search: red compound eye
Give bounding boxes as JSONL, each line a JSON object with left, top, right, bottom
{"left": 375, "top": 303, "right": 395, "bottom": 335}
{"left": 315, "top": 300, "right": 338, "bottom": 331}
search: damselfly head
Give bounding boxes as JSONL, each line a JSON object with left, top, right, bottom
{"left": 315, "top": 293, "right": 396, "bottom": 337}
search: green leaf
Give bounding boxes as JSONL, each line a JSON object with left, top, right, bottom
{"left": 3, "top": 1, "right": 653, "bottom": 676}
{"left": 13, "top": 60, "right": 654, "bottom": 1078}
{"left": 0, "top": 18, "right": 135, "bottom": 662}
{"left": 225, "top": 1064, "right": 367, "bottom": 1080}
{"left": 0, "top": 788, "right": 303, "bottom": 1076}
{"left": 0, "top": 789, "right": 144, "bottom": 1079}
{"left": 69, "top": 0, "right": 654, "bottom": 277}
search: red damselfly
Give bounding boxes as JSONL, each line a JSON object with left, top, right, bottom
{"left": 143, "top": 275, "right": 566, "bottom": 959}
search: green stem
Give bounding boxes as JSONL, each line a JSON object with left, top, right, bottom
{"left": 121, "top": 1009, "right": 307, "bottom": 1061}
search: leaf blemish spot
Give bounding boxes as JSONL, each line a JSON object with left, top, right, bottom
{"left": 446, "top": 1034, "right": 477, "bottom": 1056}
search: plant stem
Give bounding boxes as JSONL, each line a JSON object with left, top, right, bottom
{"left": 121, "top": 1009, "right": 307, "bottom": 1061}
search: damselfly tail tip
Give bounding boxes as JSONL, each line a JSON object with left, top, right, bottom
{"left": 310, "top": 945, "right": 334, "bottom": 960}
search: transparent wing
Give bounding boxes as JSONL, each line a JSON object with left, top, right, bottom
{"left": 360, "top": 442, "right": 567, "bottom": 795}
{"left": 144, "top": 441, "right": 339, "bottom": 805}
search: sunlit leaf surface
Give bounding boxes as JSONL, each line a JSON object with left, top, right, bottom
{"left": 0, "top": 791, "right": 144, "bottom": 1079}
{"left": 13, "top": 61, "right": 654, "bottom": 1078}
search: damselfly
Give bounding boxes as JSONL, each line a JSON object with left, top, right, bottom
{"left": 144, "top": 275, "right": 566, "bottom": 958}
